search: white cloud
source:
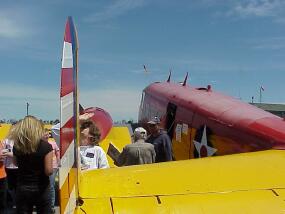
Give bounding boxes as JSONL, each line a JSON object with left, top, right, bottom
{"left": 0, "top": 83, "right": 142, "bottom": 121}
{"left": 210, "top": 0, "right": 285, "bottom": 23}
{"left": 0, "top": 84, "right": 58, "bottom": 120}
{"left": 84, "top": 0, "right": 146, "bottom": 23}
{"left": 228, "top": 0, "right": 285, "bottom": 19}
{"left": 235, "top": 1, "right": 275, "bottom": 17}
{"left": 80, "top": 88, "right": 141, "bottom": 121}
{"left": 0, "top": 84, "right": 56, "bottom": 100}
{"left": 250, "top": 37, "right": 285, "bottom": 50}
{"left": 275, "top": 17, "right": 285, "bottom": 24}
{"left": 172, "top": 58, "right": 241, "bottom": 73}
{"left": 0, "top": 17, "right": 23, "bottom": 38}
{"left": 0, "top": 8, "right": 33, "bottom": 39}
{"left": 129, "top": 68, "right": 146, "bottom": 74}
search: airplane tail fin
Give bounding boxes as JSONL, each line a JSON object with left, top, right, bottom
{"left": 59, "top": 16, "right": 80, "bottom": 214}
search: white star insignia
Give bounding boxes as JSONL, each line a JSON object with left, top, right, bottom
{"left": 194, "top": 125, "right": 217, "bottom": 158}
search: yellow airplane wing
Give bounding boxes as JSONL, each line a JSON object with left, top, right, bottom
{"left": 0, "top": 124, "right": 12, "bottom": 140}
{"left": 75, "top": 126, "right": 285, "bottom": 213}
{"left": 99, "top": 125, "right": 132, "bottom": 168}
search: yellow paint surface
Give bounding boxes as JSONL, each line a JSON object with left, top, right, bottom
{"left": 77, "top": 148, "right": 285, "bottom": 213}
{"left": 75, "top": 198, "right": 113, "bottom": 214}
{"left": 0, "top": 123, "right": 53, "bottom": 140}
{"left": 172, "top": 130, "right": 191, "bottom": 160}
{"left": 99, "top": 126, "right": 132, "bottom": 167}
{"left": 112, "top": 197, "right": 159, "bottom": 214}
{"left": 60, "top": 176, "right": 70, "bottom": 214}
{"left": 274, "top": 189, "right": 285, "bottom": 200}
{"left": 108, "top": 190, "right": 285, "bottom": 214}
{"left": 0, "top": 124, "right": 12, "bottom": 140}
{"left": 79, "top": 150, "right": 285, "bottom": 198}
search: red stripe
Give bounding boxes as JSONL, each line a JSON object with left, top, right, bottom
{"left": 64, "top": 20, "right": 71, "bottom": 43}
{"left": 61, "top": 68, "right": 74, "bottom": 97}
{"left": 60, "top": 117, "right": 74, "bottom": 158}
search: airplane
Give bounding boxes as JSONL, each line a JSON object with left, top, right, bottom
{"left": 138, "top": 78, "right": 285, "bottom": 160}
{"left": 58, "top": 17, "right": 285, "bottom": 213}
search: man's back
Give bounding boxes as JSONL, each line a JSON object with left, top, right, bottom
{"left": 115, "top": 140, "right": 156, "bottom": 166}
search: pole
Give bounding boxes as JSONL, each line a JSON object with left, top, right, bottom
{"left": 259, "top": 87, "right": 262, "bottom": 103}
{"left": 26, "top": 102, "right": 29, "bottom": 116}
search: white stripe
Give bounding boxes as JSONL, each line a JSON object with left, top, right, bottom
{"left": 63, "top": 185, "right": 76, "bottom": 214}
{"left": 59, "top": 140, "right": 75, "bottom": 189}
{"left": 62, "top": 41, "right": 73, "bottom": 68}
{"left": 61, "top": 92, "right": 74, "bottom": 127}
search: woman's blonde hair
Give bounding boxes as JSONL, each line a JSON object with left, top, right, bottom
{"left": 10, "top": 116, "right": 45, "bottom": 154}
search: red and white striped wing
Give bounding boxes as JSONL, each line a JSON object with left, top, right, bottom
{"left": 59, "top": 16, "right": 79, "bottom": 214}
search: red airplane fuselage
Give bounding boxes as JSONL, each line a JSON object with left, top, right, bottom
{"left": 139, "top": 82, "right": 285, "bottom": 160}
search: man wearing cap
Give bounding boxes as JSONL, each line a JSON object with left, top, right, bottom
{"left": 115, "top": 127, "right": 156, "bottom": 166}
{"left": 146, "top": 116, "right": 173, "bottom": 162}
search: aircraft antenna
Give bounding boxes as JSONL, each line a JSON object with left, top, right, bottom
{"left": 207, "top": 85, "right": 212, "bottom": 91}
{"left": 182, "top": 72, "right": 188, "bottom": 86}
{"left": 167, "top": 69, "right": 172, "bottom": 82}
{"left": 143, "top": 64, "right": 148, "bottom": 73}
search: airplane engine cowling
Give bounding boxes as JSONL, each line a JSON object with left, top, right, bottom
{"left": 83, "top": 107, "right": 113, "bottom": 141}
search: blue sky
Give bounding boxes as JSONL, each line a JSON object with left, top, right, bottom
{"left": 0, "top": 0, "right": 285, "bottom": 121}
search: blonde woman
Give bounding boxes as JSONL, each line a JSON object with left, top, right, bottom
{"left": 10, "top": 116, "right": 53, "bottom": 214}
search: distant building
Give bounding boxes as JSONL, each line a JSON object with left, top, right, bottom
{"left": 251, "top": 103, "right": 285, "bottom": 118}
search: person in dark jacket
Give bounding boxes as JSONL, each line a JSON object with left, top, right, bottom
{"left": 146, "top": 116, "right": 173, "bottom": 162}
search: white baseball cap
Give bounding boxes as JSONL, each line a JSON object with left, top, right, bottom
{"left": 134, "top": 127, "right": 147, "bottom": 139}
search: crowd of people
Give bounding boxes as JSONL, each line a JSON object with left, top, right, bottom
{"left": 0, "top": 114, "right": 173, "bottom": 213}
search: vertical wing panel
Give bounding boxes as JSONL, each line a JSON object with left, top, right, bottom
{"left": 59, "top": 16, "right": 79, "bottom": 214}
